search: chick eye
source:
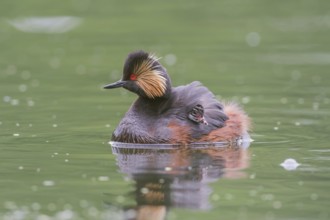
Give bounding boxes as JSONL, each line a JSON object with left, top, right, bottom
{"left": 130, "top": 73, "right": 137, "bottom": 81}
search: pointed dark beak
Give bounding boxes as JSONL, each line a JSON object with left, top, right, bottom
{"left": 103, "top": 80, "right": 126, "bottom": 89}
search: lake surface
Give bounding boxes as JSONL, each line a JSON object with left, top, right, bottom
{"left": 1, "top": 0, "right": 330, "bottom": 219}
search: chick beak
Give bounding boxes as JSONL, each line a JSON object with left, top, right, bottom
{"left": 103, "top": 80, "right": 126, "bottom": 89}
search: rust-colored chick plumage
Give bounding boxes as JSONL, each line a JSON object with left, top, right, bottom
{"left": 104, "top": 51, "right": 250, "bottom": 144}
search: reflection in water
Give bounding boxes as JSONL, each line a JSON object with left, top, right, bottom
{"left": 107, "top": 141, "right": 251, "bottom": 220}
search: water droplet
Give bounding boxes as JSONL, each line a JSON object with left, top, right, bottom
{"left": 79, "top": 200, "right": 89, "bottom": 208}
{"left": 3, "top": 96, "right": 11, "bottom": 102}
{"left": 27, "top": 100, "right": 35, "bottom": 107}
{"left": 273, "top": 201, "right": 282, "bottom": 209}
{"left": 165, "top": 167, "right": 172, "bottom": 171}
{"left": 18, "top": 84, "right": 27, "bottom": 92}
{"left": 21, "top": 70, "right": 31, "bottom": 80}
{"left": 140, "top": 187, "right": 149, "bottom": 194}
{"left": 295, "top": 122, "right": 301, "bottom": 126}
{"left": 13, "top": 133, "right": 20, "bottom": 137}
{"left": 31, "top": 202, "right": 41, "bottom": 211}
{"left": 297, "top": 98, "right": 305, "bottom": 104}
{"left": 291, "top": 70, "right": 301, "bottom": 81}
{"left": 43, "top": 180, "right": 55, "bottom": 186}
{"left": 261, "top": 193, "right": 274, "bottom": 201}
{"left": 310, "top": 193, "right": 318, "bottom": 200}
{"left": 280, "top": 158, "right": 300, "bottom": 171}
{"left": 64, "top": 159, "right": 69, "bottom": 162}
{"left": 56, "top": 209, "right": 74, "bottom": 219}
{"left": 273, "top": 127, "right": 279, "bottom": 131}
{"left": 245, "top": 32, "right": 261, "bottom": 47}
{"left": 6, "top": 65, "right": 17, "bottom": 75}
{"left": 31, "top": 185, "right": 38, "bottom": 192}
{"left": 98, "top": 176, "right": 109, "bottom": 181}
{"left": 249, "top": 173, "right": 256, "bottom": 179}
{"left": 280, "top": 97, "right": 288, "bottom": 104}
{"left": 47, "top": 203, "right": 57, "bottom": 211}
{"left": 116, "top": 195, "right": 125, "bottom": 203}
{"left": 52, "top": 124, "right": 58, "bottom": 128}
{"left": 125, "top": 209, "right": 137, "bottom": 219}
{"left": 76, "top": 65, "right": 86, "bottom": 75}
{"left": 225, "top": 193, "right": 233, "bottom": 200}
{"left": 242, "top": 96, "right": 250, "bottom": 104}
{"left": 31, "top": 79, "right": 40, "bottom": 87}
{"left": 18, "top": 166, "right": 24, "bottom": 170}
{"left": 211, "top": 194, "right": 220, "bottom": 201}
{"left": 11, "top": 99, "right": 19, "bottom": 106}
{"left": 164, "top": 54, "right": 177, "bottom": 66}
{"left": 105, "top": 124, "right": 110, "bottom": 128}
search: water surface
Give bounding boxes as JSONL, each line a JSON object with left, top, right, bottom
{"left": 1, "top": 0, "right": 330, "bottom": 219}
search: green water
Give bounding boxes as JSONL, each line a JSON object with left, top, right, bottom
{"left": 1, "top": 0, "right": 330, "bottom": 219}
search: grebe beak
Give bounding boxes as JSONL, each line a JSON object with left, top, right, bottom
{"left": 103, "top": 80, "right": 126, "bottom": 89}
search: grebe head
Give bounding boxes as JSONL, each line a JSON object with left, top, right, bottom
{"left": 104, "top": 51, "right": 172, "bottom": 99}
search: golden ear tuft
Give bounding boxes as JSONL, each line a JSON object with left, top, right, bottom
{"left": 133, "top": 54, "right": 167, "bottom": 99}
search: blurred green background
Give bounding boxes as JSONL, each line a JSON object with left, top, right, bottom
{"left": 1, "top": 0, "right": 330, "bottom": 219}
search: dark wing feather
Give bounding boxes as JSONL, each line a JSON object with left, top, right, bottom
{"left": 171, "top": 81, "right": 228, "bottom": 138}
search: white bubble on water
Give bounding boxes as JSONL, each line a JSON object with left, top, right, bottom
{"left": 13, "top": 133, "right": 20, "bottom": 137}
{"left": 280, "top": 158, "right": 300, "bottom": 171}
{"left": 18, "top": 166, "right": 24, "bottom": 170}
{"left": 246, "top": 32, "right": 261, "bottom": 47}
{"left": 52, "top": 124, "right": 58, "bottom": 128}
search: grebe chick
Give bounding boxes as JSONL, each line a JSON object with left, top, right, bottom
{"left": 188, "top": 104, "right": 208, "bottom": 125}
{"left": 104, "top": 50, "right": 250, "bottom": 144}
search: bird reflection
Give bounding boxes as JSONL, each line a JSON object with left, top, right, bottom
{"left": 106, "top": 141, "right": 250, "bottom": 220}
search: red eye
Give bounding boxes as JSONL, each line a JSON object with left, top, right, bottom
{"left": 130, "top": 73, "right": 137, "bottom": 81}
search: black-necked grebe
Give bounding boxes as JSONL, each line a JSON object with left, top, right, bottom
{"left": 104, "top": 51, "right": 250, "bottom": 144}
